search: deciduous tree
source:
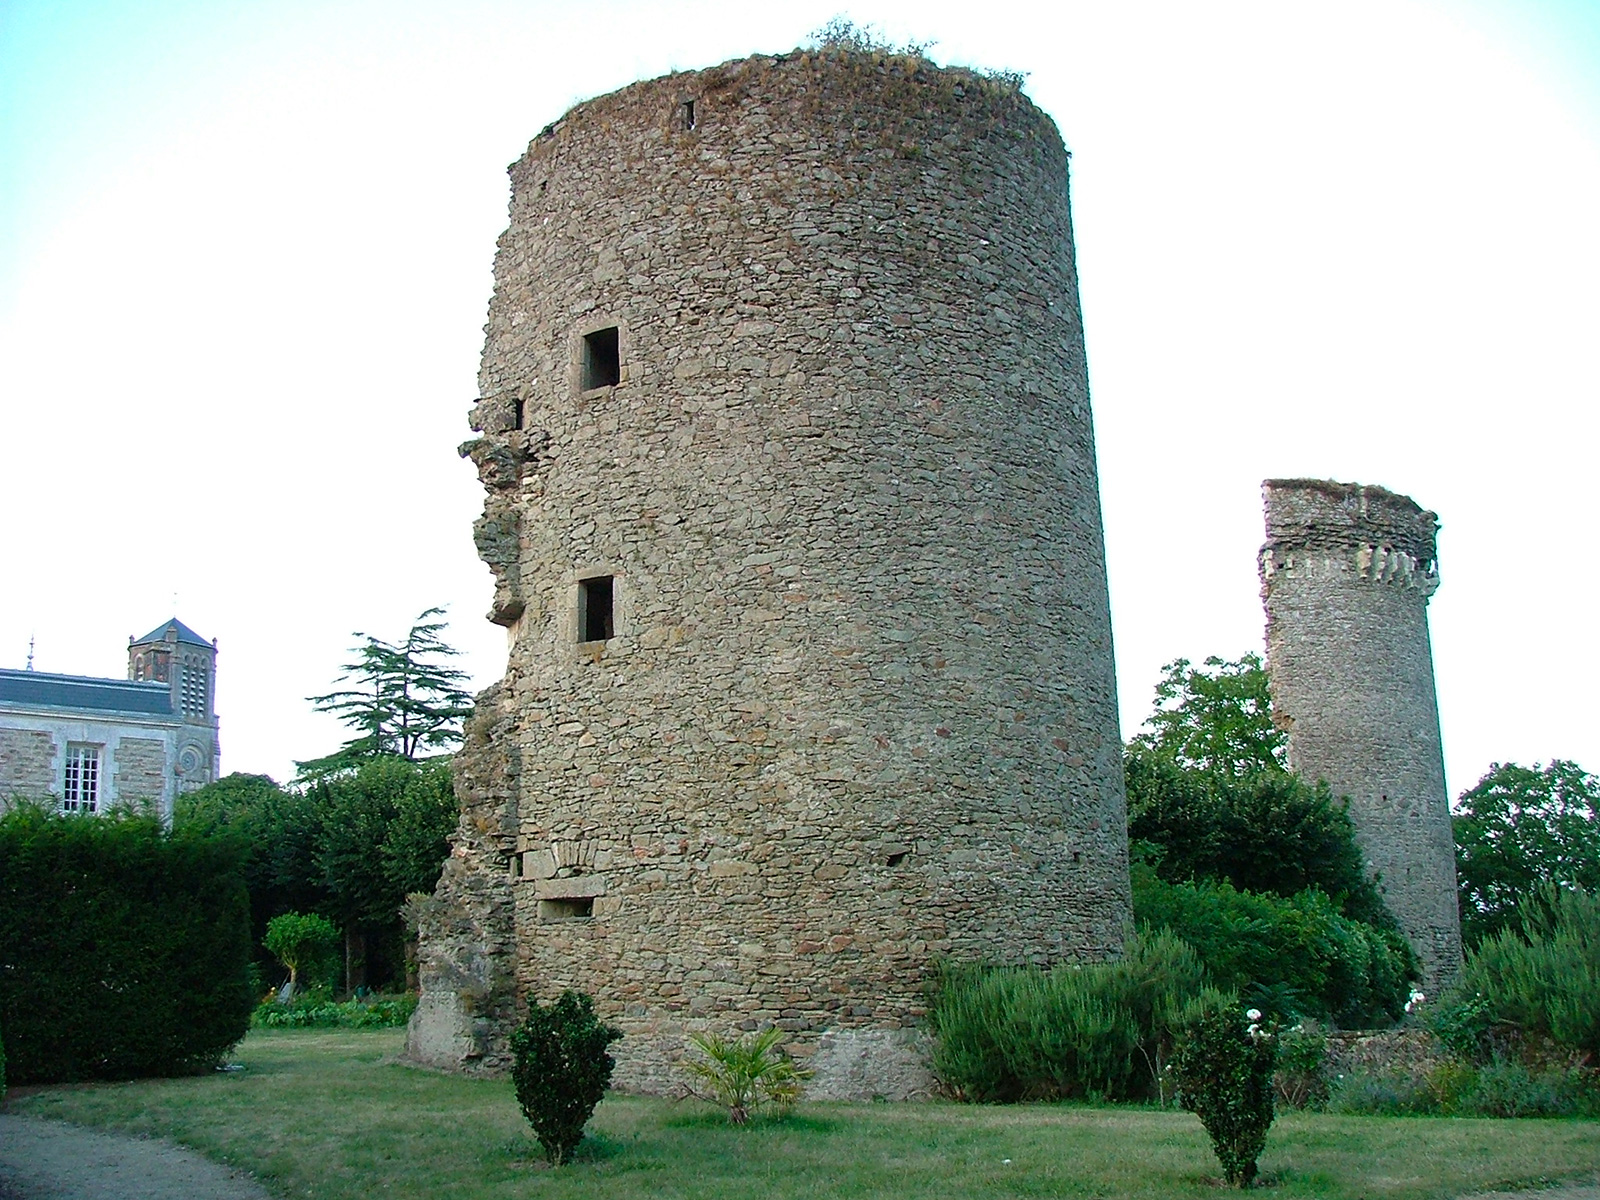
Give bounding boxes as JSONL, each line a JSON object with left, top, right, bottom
{"left": 1454, "top": 760, "right": 1599, "bottom": 947}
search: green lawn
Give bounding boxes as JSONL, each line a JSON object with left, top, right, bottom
{"left": 6, "top": 1029, "right": 1598, "bottom": 1200}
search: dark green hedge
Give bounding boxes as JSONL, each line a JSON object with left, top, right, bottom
{"left": 0, "top": 804, "right": 254, "bottom": 1083}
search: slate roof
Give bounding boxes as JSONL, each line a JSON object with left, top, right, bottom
{"left": 132, "top": 618, "right": 211, "bottom": 648}
{"left": 0, "top": 669, "right": 177, "bottom": 718}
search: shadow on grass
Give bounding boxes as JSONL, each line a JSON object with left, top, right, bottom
{"left": 504, "top": 1132, "right": 664, "bottom": 1171}
{"left": 661, "top": 1106, "right": 841, "bottom": 1134}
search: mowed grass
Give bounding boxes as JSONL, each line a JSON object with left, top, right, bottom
{"left": 7, "top": 1029, "right": 1599, "bottom": 1200}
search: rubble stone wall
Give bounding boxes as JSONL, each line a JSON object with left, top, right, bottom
{"left": 412, "top": 48, "right": 1131, "bottom": 1098}
{"left": 1259, "top": 479, "right": 1463, "bottom": 992}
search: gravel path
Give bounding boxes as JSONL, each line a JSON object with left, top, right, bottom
{"left": 0, "top": 1114, "right": 272, "bottom": 1200}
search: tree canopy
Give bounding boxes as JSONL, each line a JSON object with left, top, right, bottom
{"left": 302, "top": 607, "right": 473, "bottom": 775}
{"left": 1454, "top": 760, "right": 1599, "bottom": 948}
{"left": 1128, "top": 654, "right": 1286, "bottom": 782}
{"left": 175, "top": 757, "right": 457, "bottom": 991}
{"left": 1125, "top": 654, "right": 1387, "bottom": 925}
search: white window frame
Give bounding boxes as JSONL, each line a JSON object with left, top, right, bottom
{"left": 62, "top": 743, "right": 102, "bottom": 813}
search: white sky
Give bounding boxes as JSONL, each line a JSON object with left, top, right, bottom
{"left": 2, "top": 0, "right": 1596, "bottom": 795}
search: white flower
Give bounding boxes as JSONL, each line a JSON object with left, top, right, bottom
{"left": 1246, "top": 1008, "right": 1262, "bottom": 1022}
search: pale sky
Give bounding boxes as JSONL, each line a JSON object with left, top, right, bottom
{"left": 2, "top": 0, "right": 1596, "bottom": 796}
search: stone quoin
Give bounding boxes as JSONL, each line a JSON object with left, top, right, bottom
{"left": 407, "top": 47, "right": 1131, "bottom": 1098}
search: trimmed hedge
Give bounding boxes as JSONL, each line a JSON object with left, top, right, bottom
{"left": 0, "top": 804, "right": 254, "bottom": 1083}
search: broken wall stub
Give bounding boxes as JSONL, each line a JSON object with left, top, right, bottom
{"left": 412, "top": 48, "right": 1132, "bottom": 1097}
{"left": 1259, "top": 479, "right": 1463, "bottom": 993}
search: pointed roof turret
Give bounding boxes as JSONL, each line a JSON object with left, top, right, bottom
{"left": 133, "top": 618, "right": 212, "bottom": 648}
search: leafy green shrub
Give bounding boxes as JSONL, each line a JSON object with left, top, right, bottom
{"left": 1325, "top": 1068, "right": 1436, "bottom": 1115}
{"left": 1133, "top": 869, "right": 1415, "bottom": 1026}
{"left": 1126, "top": 747, "right": 1386, "bottom": 923}
{"left": 0, "top": 804, "right": 254, "bottom": 1083}
{"left": 1171, "top": 1001, "right": 1278, "bottom": 1187}
{"left": 251, "top": 991, "right": 416, "bottom": 1029}
{"left": 263, "top": 911, "right": 339, "bottom": 996}
{"left": 1462, "top": 884, "right": 1600, "bottom": 1056}
{"left": 681, "top": 1027, "right": 812, "bottom": 1124}
{"left": 1326, "top": 1057, "right": 1599, "bottom": 1118}
{"left": 1272, "top": 1021, "right": 1329, "bottom": 1109}
{"left": 510, "top": 991, "right": 621, "bottom": 1166}
{"left": 930, "top": 932, "right": 1218, "bottom": 1103}
{"left": 1465, "top": 1057, "right": 1594, "bottom": 1118}
{"left": 1426, "top": 991, "right": 1496, "bottom": 1062}
{"left": 1426, "top": 1059, "right": 1480, "bottom": 1112}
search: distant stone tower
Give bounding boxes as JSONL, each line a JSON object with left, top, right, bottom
{"left": 1258, "top": 480, "right": 1461, "bottom": 992}
{"left": 410, "top": 48, "right": 1131, "bottom": 1096}
{"left": 128, "top": 618, "right": 219, "bottom": 791}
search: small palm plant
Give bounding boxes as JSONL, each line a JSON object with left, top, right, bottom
{"left": 681, "top": 1026, "right": 813, "bottom": 1125}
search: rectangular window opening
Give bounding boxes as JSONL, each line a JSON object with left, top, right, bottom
{"left": 581, "top": 326, "right": 621, "bottom": 390}
{"left": 680, "top": 99, "right": 696, "bottom": 130}
{"left": 63, "top": 744, "right": 101, "bottom": 814}
{"left": 539, "top": 897, "right": 594, "bottom": 921}
{"left": 579, "top": 575, "right": 615, "bottom": 643}
{"left": 513, "top": 396, "right": 525, "bottom": 430}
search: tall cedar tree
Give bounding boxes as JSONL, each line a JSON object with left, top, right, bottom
{"left": 302, "top": 608, "right": 473, "bottom": 775}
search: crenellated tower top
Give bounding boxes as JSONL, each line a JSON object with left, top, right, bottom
{"left": 1261, "top": 479, "right": 1439, "bottom": 597}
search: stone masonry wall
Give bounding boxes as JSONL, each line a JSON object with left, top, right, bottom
{"left": 113, "top": 737, "right": 167, "bottom": 808}
{"left": 0, "top": 728, "right": 55, "bottom": 799}
{"left": 412, "top": 48, "right": 1132, "bottom": 1098}
{"left": 1259, "top": 479, "right": 1462, "bottom": 992}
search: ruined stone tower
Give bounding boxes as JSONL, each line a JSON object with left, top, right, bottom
{"left": 1258, "top": 480, "right": 1462, "bottom": 992}
{"left": 409, "top": 48, "right": 1131, "bottom": 1097}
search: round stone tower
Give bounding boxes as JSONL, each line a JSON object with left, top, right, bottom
{"left": 1258, "top": 479, "right": 1462, "bottom": 992}
{"left": 410, "top": 48, "right": 1131, "bottom": 1097}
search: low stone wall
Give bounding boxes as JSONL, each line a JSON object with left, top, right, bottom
{"left": 1325, "top": 1028, "right": 1450, "bottom": 1084}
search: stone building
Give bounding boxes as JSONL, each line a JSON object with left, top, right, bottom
{"left": 0, "top": 618, "right": 220, "bottom": 821}
{"left": 1258, "top": 480, "right": 1462, "bottom": 991}
{"left": 409, "top": 48, "right": 1131, "bottom": 1097}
